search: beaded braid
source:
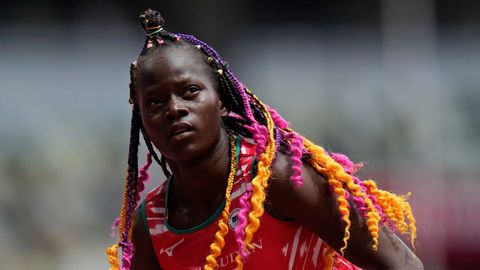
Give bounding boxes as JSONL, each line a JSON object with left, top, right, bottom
{"left": 204, "top": 135, "right": 238, "bottom": 270}
{"left": 108, "top": 8, "right": 418, "bottom": 270}
{"left": 106, "top": 106, "right": 141, "bottom": 270}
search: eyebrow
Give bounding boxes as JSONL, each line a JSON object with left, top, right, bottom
{"left": 139, "top": 72, "right": 205, "bottom": 95}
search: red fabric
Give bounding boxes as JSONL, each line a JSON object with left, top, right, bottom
{"left": 143, "top": 137, "right": 360, "bottom": 269}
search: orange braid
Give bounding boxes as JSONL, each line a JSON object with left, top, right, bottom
{"left": 305, "top": 156, "right": 352, "bottom": 254}
{"left": 303, "top": 137, "right": 383, "bottom": 252}
{"left": 106, "top": 169, "right": 130, "bottom": 270}
{"left": 235, "top": 256, "right": 244, "bottom": 270}
{"left": 106, "top": 244, "right": 120, "bottom": 270}
{"left": 323, "top": 245, "right": 336, "bottom": 270}
{"left": 118, "top": 169, "right": 130, "bottom": 236}
{"left": 364, "top": 180, "right": 417, "bottom": 248}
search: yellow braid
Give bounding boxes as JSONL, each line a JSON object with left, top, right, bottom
{"left": 235, "top": 89, "right": 414, "bottom": 266}
{"left": 106, "top": 169, "right": 130, "bottom": 270}
{"left": 303, "top": 137, "right": 383, "bottom": 252}
{"left": 403, "top": 197, "right": 417, "bottom": 249}
{"left": 364, "top": 180, "right": 398, "bottom": 224}
{"left": 323, "top": 245, "right": 336, "bottom": 270}
{"left": 303, "top": 139, "right": 353, "bottom": 254}
{"left": 364, "top": 180, "right": 417, "bottom": 248}
{"left": 305, "top": 156, "right": 352, "bottom": 254}
{"left": 118, "top": 169, "right": 130, "bottom": 236}
{"left": 204, "top": 135, "right": 238, "bottom": 270}
{"left": 106, "top": 244, "right": 120, "bottom": 270}
{"left": 235, "top": 255, "right": 244, "bottom": 270}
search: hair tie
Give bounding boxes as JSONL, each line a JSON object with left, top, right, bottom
{"left": 147, "top": 27, "right": 163, "bottom": 37}
{"left": 146, "top": 25, "right": 161, "bottom": 30}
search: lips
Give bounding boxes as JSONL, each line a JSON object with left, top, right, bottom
{"left": 168, "top": 123, "right": 194, "bottom": 138}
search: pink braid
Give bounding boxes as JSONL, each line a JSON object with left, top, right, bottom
{"left": 110, "top": 218, "right": 120, "bottom": 238}
{"left": 246, "top": 123, "right": 268, "bottom": 154}
{"left": 120, "top": 241, "right": 134, "bottom": 270}
{"left": 136, "top": 153, "right": 153, "bottom": 204}
{"left": 285, "top": 131, "right": 304, "bottom": 186}
{"left": 235, "top": 82, "right": 255, "bottom": 121}
{"left": 266, "top": 107, "right": 303, "bottom": 185}
{"left": 110, "top": 153, "right": 152, "bottom": 238}
{"left": 267, "top": 106, "right": 289, "bottom": 129}
{"left": 235, "top": 186, "right": 253, "bottom": 260}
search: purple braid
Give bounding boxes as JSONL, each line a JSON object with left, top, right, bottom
{"left": 225, "top": 70, "right": 254, "bottom": 120}
{"left": 175, "top": 33, "right": 270, "bottom": 155}
{"left": 175, "top": 33, "right": 225, "bottom": 62}
{"left": 122, "top": 180, "right": 137, "bottom": 241}
{"left": 268, "top": 105, "right": 303, "bottom": 185}
{"left": 274, "top": 128, "right": 282, "bottom": 157}
{"left": 119, "top": 181, "right": 138, "bottom": 268}
{"left": 117, "top": 110, "right": 141, "bottom": 268}
{"left": 175, "top": 33, "right": 254, "bottom": 120}
{"left": 122, "top": 110, "right": 140, "bottom": 239}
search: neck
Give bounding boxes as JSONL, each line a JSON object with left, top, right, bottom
{"left": 166, "top": 129, "right": 233, "bottom": 209}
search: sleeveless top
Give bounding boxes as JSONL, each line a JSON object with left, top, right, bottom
{"left": 141, "top": 136, "right": 361, "bottom": 270}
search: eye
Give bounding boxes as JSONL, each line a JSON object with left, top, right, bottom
{"left": 187, "top": 86, "right": 200, "bottom": 93}
{"left": 146, "top": 97, "right": 163, "bottom": 107}
{"left": 183, "top": 86, "right": 200, "bottom": 98}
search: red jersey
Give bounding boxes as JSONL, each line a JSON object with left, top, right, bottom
{"left": 141, "top": 136, "right": 361, "bottom": 270}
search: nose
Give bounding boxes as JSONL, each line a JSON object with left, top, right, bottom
{"left": 165, "top": 95, "right": 188, "bottom": 121}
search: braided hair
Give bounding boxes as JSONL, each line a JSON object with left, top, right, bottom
{"left": 107, "top": 9, "right": 417, "bottom": 270}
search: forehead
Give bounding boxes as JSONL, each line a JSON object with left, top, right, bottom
{"left": 136, "top": 46, "right": 210, "bottom": 84}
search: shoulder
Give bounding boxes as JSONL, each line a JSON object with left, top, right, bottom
{"left": 267, "top": 152, "right": 347, "bottom": 249}
{"left": 268, "top": 153, "right": 334, "bottom": 220}
{"left": 130, "top": 183, "right": 167, "bottom": 270}
{"left": 268, "top": 153, "right": 424, "bottom": 269}
{"left": 145, "top": 182, "right": 167, "bottom": 203}
{"left": 131, "top": 208, "right": 162, "bottom": 270}
{"left": 269, "top": 151, "right": 335, "bottom": 202}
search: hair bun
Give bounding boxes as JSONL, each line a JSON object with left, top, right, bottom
{"left": 139, "top": 9, "right": 165, "bottom": 35}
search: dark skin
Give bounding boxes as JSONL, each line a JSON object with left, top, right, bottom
{"left": 130, "top": 45, "right": 424, "bottom": 270}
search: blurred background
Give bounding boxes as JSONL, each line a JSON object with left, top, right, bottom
{"left": 0, "top": 0, "right": 479, "bottom": 269}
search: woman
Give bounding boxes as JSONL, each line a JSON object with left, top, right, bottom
{"left": 106, "top": 9, "right": 423, "bottom": 270}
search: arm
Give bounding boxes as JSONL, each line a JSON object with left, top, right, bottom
{"left": 131, "top": 210, "right": 163, "bottom": 270}
{"left": 268, "top": 153, "right": 424, "bottom": 270}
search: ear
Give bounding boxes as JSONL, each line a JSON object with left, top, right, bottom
{"left": 219, "top": 99, "right": 230, "bottom": 117}
{"left": 219, "top": 101, "right": 230, "bottom": 117}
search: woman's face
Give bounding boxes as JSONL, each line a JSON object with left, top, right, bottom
{"left": 135, "top": 46, "right": 228, "bottom": 163}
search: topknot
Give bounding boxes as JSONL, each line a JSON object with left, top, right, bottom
{"left": 139, "top": 9, "right": 165, "bottom": 35}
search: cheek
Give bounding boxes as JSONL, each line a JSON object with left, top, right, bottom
{"left": 140, "top": 113, "right": 165, "bottom": 142}
{"left": 204, "top": 101, "right": 224, "bottom": 125}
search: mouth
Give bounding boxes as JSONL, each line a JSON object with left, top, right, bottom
{"left": 168, "top": 123, "right": 194, "bottom": 138}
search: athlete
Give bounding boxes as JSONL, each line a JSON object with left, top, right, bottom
{"left": 106, "top": 9, "right": 424, "bottom": 270}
